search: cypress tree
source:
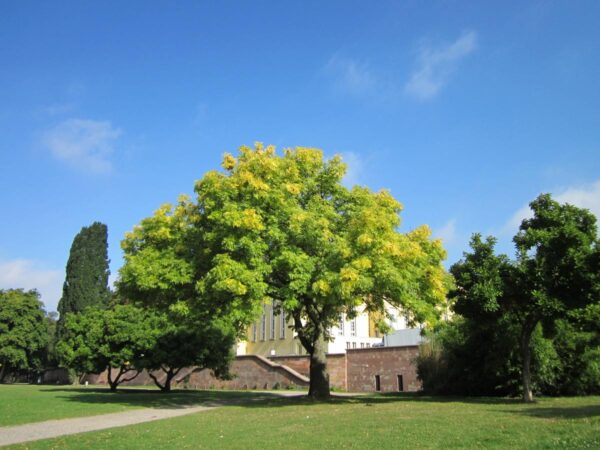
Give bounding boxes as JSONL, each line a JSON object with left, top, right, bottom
{"left": 57, "top": 222, "right": 110, "bottom": 337}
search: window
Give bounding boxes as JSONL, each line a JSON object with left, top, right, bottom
{"left": 352, "top": 342, "right": 357, "bottom": 349}
{"left": 280, "top": 311, "right": 286, "bottom": 339}
{"left": 270, "top": 308, "right": 275, "bottom": 340}
{"left": 360, "top": 342, "right": 365, "bottom": 348}
{"left": 375, "top": 375, "right": 381, "bottom": 391}
{"left": 397, "top": 375, "right": 404, "bottom": 392}
{"left": 251, "top": 323, "right": 257, "bottom": 342}
{"left": 366, "top": 343, "right": 371, "bottom": 348}
{"left": 338, "top": 315, "right": 344, "bottom": 335}
{"left": 261, "top": 313, "right": 266, "bottom": 341}
{"left": 350, "top": 318, "right": 356, "bottom": 337}
{"left": 346, "top": 341, "right": 351, "bottom": 350}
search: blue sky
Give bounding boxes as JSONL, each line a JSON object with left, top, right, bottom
{"left": 1, "top": 1, "right": 599, "bottom": 313}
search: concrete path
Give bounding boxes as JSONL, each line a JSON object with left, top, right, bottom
{"left": 0, "top": 404, "right": 218, "bottom": 447}
{"left": 0, "top": 392, "right": 308, "bottom": 447}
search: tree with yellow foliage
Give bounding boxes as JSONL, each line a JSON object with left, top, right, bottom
{"left": 119, "top": 144, "right": 449, "bottom": 399}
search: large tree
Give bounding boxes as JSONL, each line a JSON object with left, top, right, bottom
{"left": 0, "top": 289, "right": 49, "bottom": 382}
{"left": 57, "top": 222, "right": 111, "bottom": 337}
{"left": 119, "top": 144, "right": 449, "bottom": 399}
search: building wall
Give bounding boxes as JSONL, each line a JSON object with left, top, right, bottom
{"left": 241, "top": 303, "right": 397, "bottom": 357}
{"left": 346, "top": 346, "right": 421, "bottom": 393}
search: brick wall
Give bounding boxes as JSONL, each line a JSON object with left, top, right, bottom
{"left": 267, "top": 354, "right": 346, "bottom": 389}
{"left": 346, "top": 346, "right": 421, "bottom": 392}
{"left": 78, "top": 346, "right": 422, "bottom": 393}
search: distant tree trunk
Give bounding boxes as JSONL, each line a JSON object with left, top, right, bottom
{"left": 148, "top": 367, "right": 181, "bottom": 392}
{"left": 107, "top": 366, "right": 140, "bottom": 392}
{"left": 520, "top": 319, "right": 537, "bottom": 403}
{"left": 308, "top": 332, "right": 330, "bottom": 400}
{"left": 0, "top": 364, "right": 7, "bottom": 383}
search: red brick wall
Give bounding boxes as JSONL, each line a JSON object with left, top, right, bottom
{"left": 268, "top": 354, "right": 347, "bottom": 390}
{"left": 346, "top": 346, "right": 421, "bottom": 392}
{"left": 184, "top": 356, "right": 309, "bottom": 390}
{"left": 268, "top": 356, "right": 310, "bottom": 376}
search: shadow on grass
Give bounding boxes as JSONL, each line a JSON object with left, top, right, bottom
{"left": 505, "top": 404, "right": 600, "bottom": 420}
{"left": 39, "top": 387, "right": 280, "bottom": 409}
{"left": 40, "top": 387, "right": 597, "bottom": 415}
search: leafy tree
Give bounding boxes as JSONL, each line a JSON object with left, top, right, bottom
{"left": 141, "top": 317, "right": 235, "bottom": 392}
{"left": 446, "top": 195, "right": 599, "bottom": 402}
{"left": 57, "top": 305, "right": 161, "bottom": 391}
{"left": 0, "top": 289, "right": 49, "bottom": 382}
{"left": 120, "top": 144, "right": 449, "bottom": 399}
{"left": 512, "top": 194, "right": 599, "bottom": 401}
{"left": 57, "top": 222, "right": 111, "bottom": 337}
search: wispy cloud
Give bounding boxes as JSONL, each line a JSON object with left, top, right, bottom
{"left": 435, "top": 218, "right": 458, "bottom": 245}
{"left": 339, "top": 151, "right": 364, "bottom": 186}
{"left": 324, "top": 54, "right": 376, "bottom": 96}
{"left": 505, "top": 180, "right": 600, "bottom": 234}
{"left": 404, "top": 30, "right": 478, "bottom": 100}
{"left": 0, "top": 259, "right": 63, "bottom": 313}
{"left": 43, "top": 118, "right": 122, "bottom": 174}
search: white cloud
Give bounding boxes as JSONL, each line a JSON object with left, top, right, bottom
{"left": 435, "top": 219, "right": 458, "bottom": 245}
{"left": 325, "top": 54, "right": 376, "bottom": 96}
{"left": 404, "top": 30, "right": 478, "bottom": 100}
{"left": 340, "top": 151, "right": 364, "bottom": 186}
{"left": 43, "top": 118, "right": 122, "bottom": 173}
{"left": 505, "top": 180, "right": 600, "bottom": 234}
{"left": 0, "top": 259, "right": 63, "bottom": 313}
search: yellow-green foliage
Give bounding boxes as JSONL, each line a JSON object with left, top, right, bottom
{"left": 119, "top": 143, "right": 450, "bottom": 341}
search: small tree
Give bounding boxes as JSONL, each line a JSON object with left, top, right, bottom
{"left": 0, "top": 289, "right": 49, "bottom": 382}
{"left": 57, "top": 222, "right": 111, "bottom": 337}
{"left": 142, "top": 317, "right": 235, "bottom": 392}
{"left": 57, "top": 305, "right": 161, "bottom": 390}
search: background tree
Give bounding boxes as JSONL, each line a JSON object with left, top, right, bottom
{"left": 141, "top": 316, "right": 235, "bottom": 392}
{"left": 57, "top": 222, "right": 111, "bottom": 337}
{"left": 120, "top": 144, "right": 449, "bottom": 399}
{"left": 0, "top": 289, "right": 49, "bottom": 383}
{"left": 512, "top": 194, "right": 600, "bottom": 401}
{"left": 422, "top": 195, "right": 600, "bottom": 401}
{"left": 57, "top": 305, "right": 161, "bottom": 390}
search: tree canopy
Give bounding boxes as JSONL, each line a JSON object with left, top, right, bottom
{"left": 57, "top": 222, "right": 111, "bottom": 337}
{"left": 0, "top": 289, "right": 49, "bottom": 382}
{"left": 119, "top": 144, "right": 449, "bottom": 398}
{"left": 57, "top": 304, "right": 162, "bottom": 390}
{"left": 444, "top": 194, "right": 600, "bottom": 402}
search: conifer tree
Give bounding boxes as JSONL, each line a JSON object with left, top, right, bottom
{"left": 57, "top": 222, "right": 110, "bottom": 337}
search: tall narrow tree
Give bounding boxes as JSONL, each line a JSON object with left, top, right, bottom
{"left": 57, "top": 222, "right": 111, "bottom": 337}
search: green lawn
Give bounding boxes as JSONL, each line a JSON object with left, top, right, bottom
{"left": 3, "top": 385, "right": 598, "bottom": 449}
{"left": 0, "top": 384, "right": 258, "bottom": 427}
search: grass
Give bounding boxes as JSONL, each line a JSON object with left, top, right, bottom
{"left": 2, "top": 386, "right": 598, "bottom": 449}
{"left": 0, "top": 384, "right": 258, "bottom": 427}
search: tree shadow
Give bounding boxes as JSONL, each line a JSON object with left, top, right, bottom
{"left": 38, "top": 387, "right": 284, "bottom": 409}
{"left": 38, "top": 387, "right": 563, "bottom": 411}
{"left": 504, "top": 404, "right": 600, "bottom": 420}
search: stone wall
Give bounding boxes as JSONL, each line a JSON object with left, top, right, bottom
{"left": 77, "top": 346, "right": 421, "bottom": 393}
{"left": 346, "top": 346, "right": 420, "bottom": 392}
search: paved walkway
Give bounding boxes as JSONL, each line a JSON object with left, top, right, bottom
{"left": 0, "top": 392, "right": 308, "bottom": 447}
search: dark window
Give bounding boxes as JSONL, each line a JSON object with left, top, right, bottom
{"left": 375, "top": 375, "right": 381, "bottom": 391}
{"left": 397, "top": 374, "right": 404, "bottom": 392}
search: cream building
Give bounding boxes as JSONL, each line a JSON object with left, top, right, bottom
{"left": 236, "top": 302, "right": 409, "bottom": 357}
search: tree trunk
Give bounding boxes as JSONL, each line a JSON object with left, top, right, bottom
{"left": 308, "top": 332, "right": 330, "bottom": 400}
{"left": 0, "top": 364, "right": 7, "bottom": 383}
{"left": 148, "top": 368, "right": 178, "bottom": 392}
{"left": 107, "top": 367, "right": 121, "bottom": 392}
{"left": 520, "top": 322, "right": 535, "bottom": 403}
